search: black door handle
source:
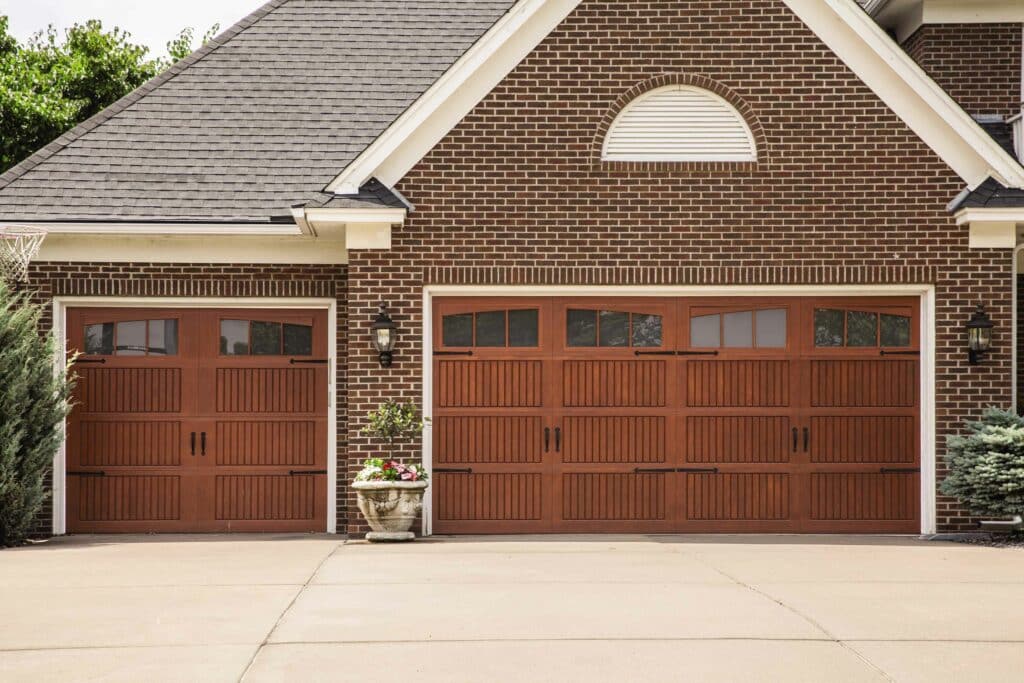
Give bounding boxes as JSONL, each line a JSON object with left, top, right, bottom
{"left": 554, "top": 427, "right": 561, "bottom": 452}
{"left": 190, "top": 432, "right": 196, "bottom": 456}
{"left": 792, "top": 427, "right": 798, "bottom": 452}
{"left": 201, "top": 432, "right": 207, "bottom": 456}
{"left": 803, "top": 427, "right": 809, "bottom": 452}
{"left": 544, "top": 427, "right": 550, "bottom": 453}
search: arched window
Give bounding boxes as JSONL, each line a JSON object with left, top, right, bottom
{"left": 602, "top": 85, "right": 757, "bottom": 162}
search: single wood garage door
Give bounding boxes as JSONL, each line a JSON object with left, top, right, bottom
{"left": 432, "top": 297, "right": 920, "bottom": 534}
{"left": 66, "top": 308, "right": 329, "bottom": 533}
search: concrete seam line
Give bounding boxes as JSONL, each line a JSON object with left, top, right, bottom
{"left": 236, "top": 541, "right": 346, "bottom": 683}
{"left": 688, "top": 553, "right": 896, "bottom": 683}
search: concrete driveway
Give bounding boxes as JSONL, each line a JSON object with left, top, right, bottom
{"left": 1, "top": 535, "right": 1022, "bottom": 682}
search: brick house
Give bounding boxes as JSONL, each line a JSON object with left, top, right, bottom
{"left": 2, "top": 0, "right": 1023, "bottom": 537}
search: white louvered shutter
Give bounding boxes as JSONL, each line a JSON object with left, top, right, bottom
{"left": 602, "top": 85, "right": 757, "bottom": 162}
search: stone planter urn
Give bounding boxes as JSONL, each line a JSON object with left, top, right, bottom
{"left": 352, "top": 480, "right": 428, "bottom": 542}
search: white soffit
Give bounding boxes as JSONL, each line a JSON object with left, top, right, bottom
{"left": 327, "top": 0, "right": 1024, "bottom": 199}
{"left": 787, "top": 0, "right": 1024, "bottom": 190}
{"left": 602, "top": 85, "right": 757, "bottom": 162}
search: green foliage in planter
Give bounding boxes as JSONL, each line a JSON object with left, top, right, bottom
{"left": 0, "top": 284, "right": 75, "bottom": 546}
{"left": 360, "top": 400, "right": 429, "bottom": 461}
{"left": 941, "top": 408, "right": 1024, "bottom": 518}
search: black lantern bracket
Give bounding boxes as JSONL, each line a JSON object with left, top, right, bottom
{"left": 371, "top": 302, "right": 397, "bottom": 368}
{"left": 966, "top": 303, "right": 994, "bottom": 366}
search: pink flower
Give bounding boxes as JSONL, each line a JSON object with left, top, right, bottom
{"left": 401, "top": 472, "right": 413, "bottom": 480}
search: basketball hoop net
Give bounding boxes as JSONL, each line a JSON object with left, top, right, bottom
{"left": 0, "top": 225, "right": 47, "bottom": 285}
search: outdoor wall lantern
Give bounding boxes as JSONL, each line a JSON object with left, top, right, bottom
{"left": 371, "top": 302, "right": 397, "bottom": 367}
{"left": 966, "top": 304, "right": 994, "bottom": 365}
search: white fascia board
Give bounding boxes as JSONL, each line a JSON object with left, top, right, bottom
{"left": 955, "top": 207, "right": 1024, "bottom": 226}
{"left": 302, "top": 208, "right": 407, "bottom": 225}
{"left": 924, "top": 0, "right": 1024, "bottom": 24}
{"left": 21, "top": 222, "right": 303, "bottom": 236}
{"left": 325, "top": 0, "right": 582, "bottom": 195}
{"left": 788, "top": 0, "right": 1024, "bottom": 190}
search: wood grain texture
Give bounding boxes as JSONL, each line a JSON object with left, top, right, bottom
{"left": 215, "top": 421, "right": 317, "bottom": 466}
{"left": 685, "top": 416, "right": 790, "bottom": 463}
{"left": 79, "top": 421, "right": 181, "bottom": 467}
{"left": 686, "top": 360, "right": 790, "bottom": 407}
{"left": 436, "top": 416, "right": 543, "bottom": 464}
{"left": 562, "top": 473, "right": 666, "bottom": 520}
{"left": 685, "top": 473, "right": 790, "bottom": 520}
{"left": 811, "top": 360, "right": 917, "bottom": 407}
{"left": 76, "top": 476, "right": 181, "bottom": 521}
{"left": 810, "top": 416, "right": 915, "bottom": 464}
{"left": 563, "top": 360, "right": 667, "bottom": 407}
{"left": 435, "top": 473, "right": 543, "bottom": 521}
{"left": 562, "top": 416, "right": 666, "bottom": 463}
{"left": 437, "top": 361, "right": 543, "bottom": 408}
{"left": 77, "top": 368, "right": 182, "bottom": 413}
{"left": 215, "top": 475, "right": 316, "bottom": 520}
{"left": 216, "top": 368, "right": 316, "bottom": 413}
{"left": 810, "top": 472, "right": 917, "bottom": 521}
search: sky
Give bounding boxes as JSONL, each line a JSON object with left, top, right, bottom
{"left": 1, "top": 0, "right": 267, "bottom": 57}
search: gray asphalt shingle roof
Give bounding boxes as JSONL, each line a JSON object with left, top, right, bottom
{"left": 0, "top": 0, "right": 516, "bottom": 223}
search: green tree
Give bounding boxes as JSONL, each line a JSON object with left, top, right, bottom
{"left": 0, "top": 284, "right": 75, "bottom": 546}
{"left": 166, "top": 24, "right": 219, "bottom": 64}
{"left": 0, "top": 17, "right": 219, "bottom": 173}
{"left": 942, "top": 408, "right": 1024, "bottom": 520}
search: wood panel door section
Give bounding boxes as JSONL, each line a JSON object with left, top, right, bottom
{"left": 553, "top": 298, "right": 679, "bottom": 532}
{"left": 66, "top": 309, "right": 200, "bottom": 532}
{"left": 196, "top": 310, "right": 329, "bottom": 532}
{"left": 677, "top": 298, "right": 803, "bottom": 532}
{"left": 800, "top": 298, "right": 921, "bottom": 533}
{"left": 432, "top": 295, "right": 922, "bottom": 535}
{"left": 65, "top": 307, "right": 328, "bottom": 534}
{"left": 431, "top": 298, "right": 555, "bottom": 533}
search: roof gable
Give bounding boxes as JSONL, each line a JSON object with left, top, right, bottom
{"left": 329, "top": 0, "right": 1024, "bottom": 198}
{"left": 0, "top": 0, "right": 516, "bottom": 223}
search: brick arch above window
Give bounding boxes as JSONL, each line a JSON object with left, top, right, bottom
{"left": 593, "top": 75, "right": 766, "bottom": 172}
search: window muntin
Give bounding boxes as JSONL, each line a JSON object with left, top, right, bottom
{"left": 567, "top": 310, "right": 663, "bottom": 348}
{"left": 441, "top": 309, "right": 540, "bottom": 348}
{"left": 814, "top": 309, "right": 911, "bottom": 349}
{"left": 84, "top": 319, "right": 179, "bottom": 356}
{"left": 220, "top": 320, "right": 313, "bottom": 356}
{"left": 689, "top": 309, "right": 787, "bottom": 349}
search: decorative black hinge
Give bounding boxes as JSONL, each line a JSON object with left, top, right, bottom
{"left": 880, "top": 350, "right": 920, "bottom": 356}
{"left": 68, "top": 471, "right": 106, "bottom": 477}
{"left": 434, "top": 468, "right": 473, "bottom": 474}
{"left": 74, "top": 358, "right": 107, "bottom": 364}
{"left": 290, "top": 359, "right": 329, "bottom": 365}
{"left": 434, "top": 351, "right": 474, "bottom": 357}
{"left": 289, "top": 469, "right": 328, "bottom": 476}
{"left": 677, "top": 467, "right": 720, "bottom": 474}
{"left": 880, "top": 467, "right": 920, "bottom": 474}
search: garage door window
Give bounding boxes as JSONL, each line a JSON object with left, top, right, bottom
{"left": 84, "top": 319, "right": 179, "bottom": 356}
{"left": 566, "top": 309, "right": 663, "bottom": 348}
{"left": 814, "top": 309, "right": 911, "bottom": 348}
{"left": 220, "top": 320, "right": 313, "bottom": 356}
{"left": 442, "top": 309, "right": 539, "bottom": 348}
{"left": 690, "top": 309, "right": 787, "bottom": 348}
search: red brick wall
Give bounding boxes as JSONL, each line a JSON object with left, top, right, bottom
{"left": 345, "top": 0, "right": 1015, "bottom": 534}
{"left": 24, "top": 262, "right": 348, "bottom": 536}
{"left": 903, "top": 23, "right": 1022, "bottom": 117}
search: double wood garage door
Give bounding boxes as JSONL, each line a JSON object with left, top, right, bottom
{"left": 65, "top": 308, "right": 329, "bottom": 533}
{"left": 432, "top": 297, "right": 921, "bottom": 534}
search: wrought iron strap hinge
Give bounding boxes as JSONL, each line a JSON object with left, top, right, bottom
{"left": 68, "top": 471, "right": 106, "bottom": 477}
{"left": 880, "top": 467, "right": 920, "bottom": 474}
{"left": 634, "top": 467, "right": 720, "bottom": 474}
{"left": 434, "top": 468, "right": 473, "bottom": 474}
{"left": 290, "top": 359, "right": 329, "bottom": 365}
{"left": 289, "top": 469, "right": 328, "bottom": 476}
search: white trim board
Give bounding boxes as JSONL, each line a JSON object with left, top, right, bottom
{"left": 421, "top": 284, "right": 939, "bottom": 536}
{"left": 39, "top": 234, "right": 349, "bottom": 265}
{"left": 50, "top": 297, "right": 339, "bottom": 536}
{"left": 329, "top": 0, "right": 1024, "bottom": 201}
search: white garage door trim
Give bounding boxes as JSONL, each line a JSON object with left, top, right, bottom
{"left": 422, "top": 284, "right": 937, "bottom": 536}
{"left": 51, "top": 296, "right": 338, "bottom": 535}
